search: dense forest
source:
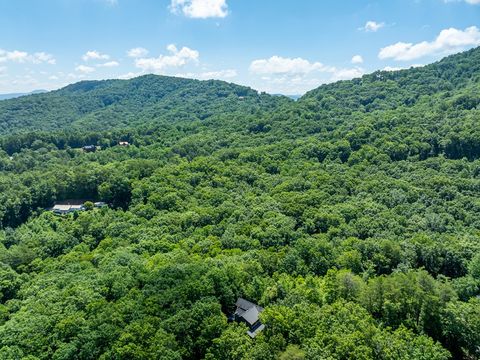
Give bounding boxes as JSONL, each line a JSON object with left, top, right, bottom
{"left": 0, "top": 47, "right": 479, "bottom": 359}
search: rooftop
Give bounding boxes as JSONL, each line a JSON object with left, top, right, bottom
{"left": 241, "top": 306, "right": 261, "bottom": 326}
{"left": 52, "top": 204, "right": 71, "bottom": 211}
{"left": 234, "top": 298, "right": 265, "bottom": 338}
{"left": 236, "top": 298, "right": 264, "bottom": 312}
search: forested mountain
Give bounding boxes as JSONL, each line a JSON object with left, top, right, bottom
{"left": 0, "top": 48, "right": 479, "bottom": 360}
{"left": 0, "top": 75, "right": 289, "bottom": 135}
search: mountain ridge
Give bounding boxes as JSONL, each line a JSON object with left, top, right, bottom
{"left": 0, "top": 75, "right": 290, "bottom": 135}
{"left": 1, "top": 47, "right": 479, "bottom": 138}
{"left": 0, "top": 47, "right": 479, "bottom": 360}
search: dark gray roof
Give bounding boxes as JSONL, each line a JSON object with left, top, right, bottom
{"left": 236, "top": 298, "right": 256, "bottom": 311}
{"left": 235, "top": 308, "right": 246, "bottom": 317}
{"left": 235, "top": 298, "right": 264, "bottom": 312}
{"left": 241, "top": 306, "right": 261, "bottom": 325}
{"left": 235, "top": 297, "right": 264, "bottom": 326}
{"left": 234, "top": 298, "right": 266, "bottom": 338}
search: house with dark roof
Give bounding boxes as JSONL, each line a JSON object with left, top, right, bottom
{"left": 234, "top": 298, "right": 265, "bottom": 338}
{"left": 82, "top": 145, "right": 97, "bottom": 153}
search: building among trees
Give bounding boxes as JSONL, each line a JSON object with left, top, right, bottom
{"left": 82, "top": 145, "right": 97, "bottom": 153}
{"left": 233, "top": 298, "right": 265, "bottom": 338}
{"left": 52, "top": 203, "right": 85, "bottom": 215}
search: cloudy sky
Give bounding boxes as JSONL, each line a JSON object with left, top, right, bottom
{"left": 0, "top": 0, "right": 479, "bottom": 95}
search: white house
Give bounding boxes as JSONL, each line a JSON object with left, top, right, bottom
{"left": 52, "top": 204, "right": 85, "bottom": 215}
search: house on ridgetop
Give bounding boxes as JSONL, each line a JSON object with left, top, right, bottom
{"left": 233, "top": 298, "right": 265, "bottom": 338}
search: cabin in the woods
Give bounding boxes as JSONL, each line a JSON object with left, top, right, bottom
{"left": 118, "top": 141, "right": 130, "bottom": 146}
{"left": 52, "top": 203, "right": 85, "bottom": 215}
{"left": 233, "top": 298, "right": 265, "bottom": 338}
{"left": 82, "top": 145, "right": 97, "bottom": 153}
{"left": 51, "top": 200, "right": 107, "bottom": 214}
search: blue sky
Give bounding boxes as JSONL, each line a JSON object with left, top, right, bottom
{"left": 0, "top": 0, "right": 479, "bottom": 94}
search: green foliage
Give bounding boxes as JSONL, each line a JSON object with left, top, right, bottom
{"left": 278, "top": 345, "right": 305, "bottom": 360}
{"left": 0, "top": 47, "right": 480, "bottom": 359}
{"left": 441, "top": 299, "right": 480, "bottom": 358}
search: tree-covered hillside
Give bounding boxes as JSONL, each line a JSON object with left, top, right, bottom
{"left": 0, "top": 75, "right": 289, "bottom": 135}
{"left": 0, "top": 48, "right": 480, "bottom": 360}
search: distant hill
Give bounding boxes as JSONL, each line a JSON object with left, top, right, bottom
{"left": 301, "top": 46, "right": 480, "bottom": 110}
{"left": 259, "top": 46, "right": 480, "bottom": 162}
{"left": 0, "top": 76, "right": 290, "bottom": 135}
{"left": 0, "top": 89, "right": 47, "bottom": 101}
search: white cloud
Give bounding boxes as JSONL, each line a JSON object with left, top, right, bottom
{"left": 382, "top": 66, "right": 404, "bottom": 72}
{"left": 127, "top": 47, "right": 149, "bottom": 58}
{"left": 379, "top": 26, "right": 480, "bottom": 61}
{"left": 248, "top": 55, "right": 365, "bottom": 94}
{"left": 359, "top": 21, "right": 385, "bottom": 32}
{"left": 331, "top": 67, "right": 365, "bottom": 81}
{"left": 0, "top": 49, "right": 56, "bottom": 64}
{"left": 170, "top": 0, "right": 228, "bottom": 18}
{"left": 33, "top": 52, "right": 56, "bottom": 65}
{"left": 1, "top": 50, "right": 28, "bottom": 63}
{"left": 1, "top": 50, "right": 29, "bottom": 63}
{"left": 134, "top": 44, "right": 199, "bottom": 72}
{"left": 118, "top": 72, "right": 142, "bottom": 80}
{"left": 97, "top": 61, "right": 120, "bottom": 67}
{"left": 82, "top": 50, "right": 110, "bottom": 61}
{"left": 382, "top": 63, "right": 425, "bottom": 72}
{"left": 200, "top": 69, "right": 237, "bottom": 79}
{"left": 444, "top": 0, "right": 480, "bottom": 4}
{"left": 176, "top": 69, "right": 237, "bottom": 80}
{"left": 48, "top": 75, "right": 59, "bottom": 80}
{"left": 68, "top": 73, "right": 81, "bottom": 79}
{"left": 249, "top": 56, "right": 333, "bottom": 75}
{"left": 75, "top": 65, "right": 95, "bottom": 74}
{"left": 351, "top": 55, "right": 364, "bottom": 64}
